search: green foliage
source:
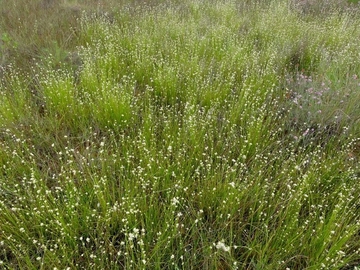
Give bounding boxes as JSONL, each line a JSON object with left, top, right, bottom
{"left": 0, "top": 0, "right": 360, "bottom": 269}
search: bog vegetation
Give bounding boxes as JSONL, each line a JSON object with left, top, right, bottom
{"left": 1, "top": 0, "right": 360, "bottom": 269}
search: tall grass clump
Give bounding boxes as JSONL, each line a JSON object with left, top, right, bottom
{"left": 0, "top": 0, "right": 360, "bottom": 269}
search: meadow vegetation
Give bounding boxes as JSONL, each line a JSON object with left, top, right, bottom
{"left": 1, "top": 0, "right": 360, "bottom": 269}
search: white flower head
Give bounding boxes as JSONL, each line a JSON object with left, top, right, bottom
{"left": 215, "top": 240, "right": 230, "bottom": 252}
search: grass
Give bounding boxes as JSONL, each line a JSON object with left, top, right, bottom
{"left": 1, "top": 0, "right": 360, "bottom": 269}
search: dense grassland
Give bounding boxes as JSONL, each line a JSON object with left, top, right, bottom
{"left": 1, "top": 0, "right": 360, "bottom": 269}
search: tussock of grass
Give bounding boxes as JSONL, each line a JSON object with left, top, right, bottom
{"left": 1, "top": 0, "right": 360, "bottom": 269}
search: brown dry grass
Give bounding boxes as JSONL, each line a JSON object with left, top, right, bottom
{"left": 0, "top": 0, "right": 163, "bottom": 72}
